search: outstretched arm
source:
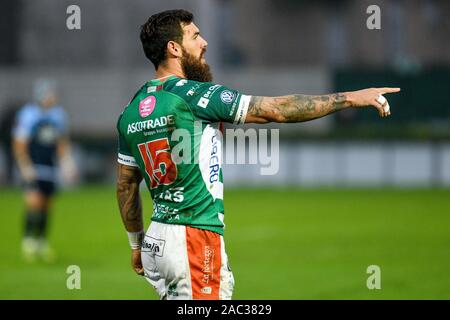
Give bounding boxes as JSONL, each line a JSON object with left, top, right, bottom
{"left": 245, "top": 87, "right": 400, "bottom": 123}
{"left": 116, "top": 163, "right": 144, "bottom": 275}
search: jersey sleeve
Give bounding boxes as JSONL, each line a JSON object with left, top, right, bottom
{"left": 166, "top": 79, "right": 251, "bottom": 124}
{"left": 12, "top": 105, "right": 35, "bottom": 140}
{"left": 116, "top": 114, "right": 138, "bottom": 167}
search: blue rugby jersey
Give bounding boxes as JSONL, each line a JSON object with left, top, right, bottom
{"left": 12, "top": 103, "right": 68, "bottom": 181}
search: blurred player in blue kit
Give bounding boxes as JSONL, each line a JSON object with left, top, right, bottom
{"left": 12, "top": 79, "right": 77, "bottom": 262}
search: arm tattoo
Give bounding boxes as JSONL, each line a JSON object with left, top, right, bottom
{"left": 248, "top": 96, "right": 264, "bottom": 118}
{"left": 247, "top": 93, "right": 349, "bottom": 123}
{"left": 116, "top": 164, "right": 143, "bottom": 232}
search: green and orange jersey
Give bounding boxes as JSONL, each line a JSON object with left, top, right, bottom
{"left": 117, "top": 76, "right": 251, "bottom": 235}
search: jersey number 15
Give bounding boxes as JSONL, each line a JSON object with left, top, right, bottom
{"left": 137, "top": 138, "right": 177, "bottom": 189}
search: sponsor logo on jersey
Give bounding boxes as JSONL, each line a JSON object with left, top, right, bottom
{"left": 139, "top": 96, "right": 156, "bottom": 118}
{"left": 176, "top": 79, "right": 188, "bottom": 87}
{"left": 127, "top": 115, "right": 174, "bottom": 134}
{"left": 186, "top": 83, "right": 201, "bottom": 96}
{"left": 37, "top": 125, "right": 58, "bottom": 145}
{"left": 157, "top": 187, "right": 184, "bottom": 203}
{"left": 152, "top": 203, "right": 180, "bottom": 221}
{"left": 141, "top": 236, "right": 165, "bottom": 257}
{"left": 209, "top": 135, "right": 220, "bottom": 184}
{"left": 228, "top": 99, "right": 238, "bottom": 117}
{"left": 220, "top": 90, "right": 235, "bottom": 104}
{"left": 198, "top": 97, "right": 210, "bottom": 108}
{"left": 203, "top": 85, "right": 221, "bottom": 99}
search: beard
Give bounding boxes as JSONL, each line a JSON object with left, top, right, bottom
{"left": 181, "top": 49, "right": 213, "bottom": 82}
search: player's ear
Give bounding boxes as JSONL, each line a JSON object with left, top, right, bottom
{"left": 167, "top": 41, "right": 182, "bottom": 58}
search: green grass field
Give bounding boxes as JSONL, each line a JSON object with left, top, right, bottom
{"left": 1, "top": 186, "right": 449, "bottom": 299}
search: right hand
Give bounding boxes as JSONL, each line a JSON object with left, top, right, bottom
{"left": 348, "top": 87, "right": 401, "bottom": 117}
{"left": 61, "top": 157, "right": 79, "bottom": 185}
{"left": 131, "top": 248, "right": 145, "bottom": 276}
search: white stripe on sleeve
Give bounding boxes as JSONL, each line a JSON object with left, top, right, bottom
{"left": 118, "top": 153, "right": 139, "bottom": 167}
{"left": 233, "top": 94, "right": 251, "bottom": 125}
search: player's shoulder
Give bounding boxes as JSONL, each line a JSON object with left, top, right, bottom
{"left": 127, "top": 82, "right": 151, "bottom": 107}
{"left": 19, "top": 103, "right": 39, "bottom": 113}
{"left": 17, "top": 103, "right": 40, "bottom": 120}
{"left": 118, "top": 84, "right": 147, "bottom": 118}
{"left": 163, "top": 76, "right": 196, "bottom": 91}
{"left": 163, "top": 77, "right": 219, "bottom": 101}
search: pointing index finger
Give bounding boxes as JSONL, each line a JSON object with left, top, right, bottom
{"left": 379, "top": 87, "right": 401, "bottom": 94}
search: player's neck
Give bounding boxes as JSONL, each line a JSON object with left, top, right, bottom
{"left": 153, "top": 74, "right": 175, "bottom": 82}
{"left": 155, "top": 64, "right": 185, "bottom": 82}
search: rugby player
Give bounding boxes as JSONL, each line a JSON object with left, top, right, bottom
{"left": 12, "top": 79, "right": 76, "bottom": 262}
{"left": 116, "top": 9, "right": 400, "bottom": 300}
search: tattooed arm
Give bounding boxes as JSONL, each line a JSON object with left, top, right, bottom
{"left": 117, "top": 163, "right": 143, "bottom": 232}
{"left": 117, "top": 163, "right": 145, "bottom": 275}
{"left": 245, "top": 87, "right": 400, "bottom": 124}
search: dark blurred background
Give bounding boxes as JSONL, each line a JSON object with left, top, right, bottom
{"left": 0, "top": 0, "right": 449, "bottom": 187}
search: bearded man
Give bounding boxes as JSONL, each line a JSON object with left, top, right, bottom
{"left": 116, "top": 9, "right": 399, "bottom": 300}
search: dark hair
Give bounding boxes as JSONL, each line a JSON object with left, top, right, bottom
{"left": 140, "top": 9, "right": 194, "bottom": 69}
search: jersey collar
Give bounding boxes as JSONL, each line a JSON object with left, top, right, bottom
{"left": 148, "top": 75, "right": 178, "bottom": 86}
